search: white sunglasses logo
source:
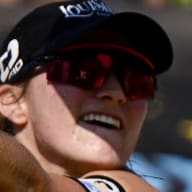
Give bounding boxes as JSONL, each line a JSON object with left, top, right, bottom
{"left": 0, "top": 39, "right": 23, "bottom": 83}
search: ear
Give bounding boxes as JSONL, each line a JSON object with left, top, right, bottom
{"left": 0, "top": 85, "right": 28, "bottom": 127}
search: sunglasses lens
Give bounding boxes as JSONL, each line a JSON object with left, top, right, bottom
{"left": 47, "top": 54, "right": 112, "bottom": 89}
{"left": 124, "top": 69, "right": 155, "bottom": 100}
{"left": 46, "top": 53, "right": 155, "bottom": 100}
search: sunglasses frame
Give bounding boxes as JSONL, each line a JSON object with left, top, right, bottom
{"left": 13, "top": 51, "right": 157, "bottom": 101}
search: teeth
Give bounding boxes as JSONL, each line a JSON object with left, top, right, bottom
{"left": 82, "top": 113, "right": 121, "bottom": 129}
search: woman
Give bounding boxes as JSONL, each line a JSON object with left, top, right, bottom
{"left": 0, "top": 0, "right": 173, "bottom": 191}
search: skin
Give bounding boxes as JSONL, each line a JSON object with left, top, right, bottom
{"left": 0, "top": 131, "right": 50, "bottom": 192}
{"left": 0, "top": 71, "right": 148, "bottom": 177}
{"left": 0, "top": 69, "right": 158, "bottom": 191}
{"left": 0, "top": 131, "right": 159, "bottom": 192}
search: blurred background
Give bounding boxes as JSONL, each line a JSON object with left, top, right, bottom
{"left": 0, "top": 0, "right": 191, "bottom": 191}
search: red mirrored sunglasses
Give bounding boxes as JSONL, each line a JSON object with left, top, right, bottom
{"left": 43, "top": 51, "right": 156, "bottom": 101}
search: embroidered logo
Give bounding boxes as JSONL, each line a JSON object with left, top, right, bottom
{"left": 59, "top": 0, "right": 113, "bottom": 18}
{"left": 0, "top": 39, "right": 23, "bottom": 83}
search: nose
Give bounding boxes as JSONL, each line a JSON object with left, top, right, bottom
{"left": 96, "top": 74, "right": 127, "bottom": 104}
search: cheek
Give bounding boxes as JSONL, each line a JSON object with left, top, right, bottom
{"left": 30, "top": 89, "right": 78, "bottom": 129}
{"left": 27, "top": 77, "right": 85, "bottom": 121}
{"left": 26, "top": 80, "right": 89, "bottom": 146}
{"left": 128, "top": 101, "right": 148, "bottom": 126}
{"left": 123, "top": 101, "right": 148, "bottom": 146}
{"left": 54, "top": 86, "right": 84, "bottom": 116}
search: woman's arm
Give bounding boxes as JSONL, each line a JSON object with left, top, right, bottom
{"left": 81, "top": 170, "right": 159, "bottom": 192}
{"left": 48, "top": 170, "right": 159, "bottom": 192}
{"left": 0, "top": 131, "right": 159, "bottom": 192}
{"left": 0, "top": 131, "right": 50, "bottom": 192}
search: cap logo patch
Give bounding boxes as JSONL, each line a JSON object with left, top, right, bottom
{"left": 59, "top": 0, "right": 113, "bottom": 18}
{"left": 0, "top": 39, "right": 23, "bottom": 83}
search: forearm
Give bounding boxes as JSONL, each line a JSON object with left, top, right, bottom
{"left": 0, "top": 131, "right": 50, "bottom": 192}
{"left": 0, "top": 131, "right": 159, "bottom": 192}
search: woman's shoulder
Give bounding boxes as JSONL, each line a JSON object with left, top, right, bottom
{"left": 80, "top": 170, "right": 159, "bottom": 192}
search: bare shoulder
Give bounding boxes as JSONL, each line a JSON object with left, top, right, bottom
{"left": 82, "top": 170, "right": 159, "bottom": 192}
{"left": 49, "top": 170, "right": 160, "bottom": 192}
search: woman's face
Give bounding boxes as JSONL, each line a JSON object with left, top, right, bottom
{"left": 22, "top": 67, "right": 148, "bottom": 176}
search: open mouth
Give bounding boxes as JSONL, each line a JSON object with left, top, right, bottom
{"left": 80, "top": 112, "right": 122, "bottom": 130}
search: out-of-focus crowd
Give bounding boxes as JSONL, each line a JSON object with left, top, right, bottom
{"left": 0, "top": 0, "right": 59, "bottom": 7}
{"left": 0, "top": 0, "right": 192, "bottom": 7}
